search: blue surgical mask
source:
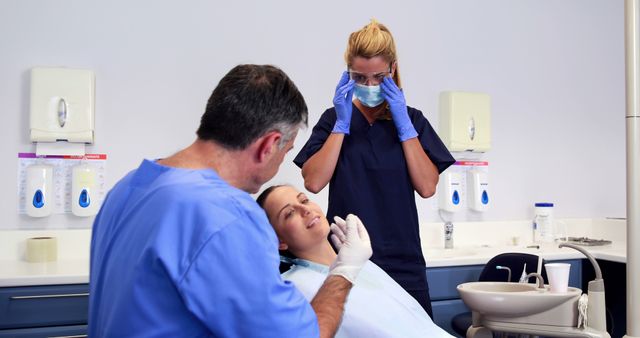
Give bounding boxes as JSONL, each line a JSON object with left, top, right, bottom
{"left": 354, "top": 84, "right": 384, "bottom": 107}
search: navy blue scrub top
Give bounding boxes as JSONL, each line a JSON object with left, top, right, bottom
{"left": 294, "top": 105, "right": 455, "bottom": 290}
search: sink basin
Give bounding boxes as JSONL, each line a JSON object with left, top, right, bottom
{"left": 457, "top": 282, "right": 582, "bottom": 318}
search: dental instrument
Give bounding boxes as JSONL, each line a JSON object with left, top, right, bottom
{"left": 495, "top": 266, "right": 511, "bottom": 282}
{"left": 536, "top": 255, "right": 543, "bottom": 275}
{"left": 578, "top": 294, "right": 589, "bottom": 329}
{"left": 525, "top": 272, "right": 545, "bottom": 289}
{"left": 518, "top": 263, "right": 528, "bottom": 283}
{"left": 559, "top": 242, "right": 607, "bottom": 334}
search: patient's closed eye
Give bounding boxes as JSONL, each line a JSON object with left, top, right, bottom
{"left": 284, "top": 208, "right": 296, "bottom": 219}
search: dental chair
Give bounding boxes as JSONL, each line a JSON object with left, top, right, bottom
{"left": 279, "top": 253, "right": 296, "bottom": 273}
{"left": 451, "top": 253, "right": 548, "bottom": 337}
{"left": 280, "top": 261, "right": 293, "bottom": 273}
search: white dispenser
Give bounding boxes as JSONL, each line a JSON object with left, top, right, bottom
{"left": 71, "top": 164, "right": 98, "bottom": 217}
{"left": 439, "top": 91, "right": 491, "bottom": 152}
{"left": 533, "top": 203, "right": 554, "bottom": 243}
{"left": 467, "top": 169, "right": 489, "bottom": 211}
{"left": 25, "top": 165, "right": 54, "bottom": 217}
{"left": 30, "top": 67, "right": 95, "bottom": 143}
{"left": 439, "top": 172, "right": 462, "bottom": 212}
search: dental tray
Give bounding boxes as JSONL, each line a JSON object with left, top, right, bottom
{"left": 565, "top": 237, "right": 612, "bottom": 246}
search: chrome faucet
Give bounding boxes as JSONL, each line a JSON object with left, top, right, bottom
{"left": 444, "top": 221, "right": 454, "bottom": 249}
{"left": 525, "top": 272, "right": 545, "bottom": 289}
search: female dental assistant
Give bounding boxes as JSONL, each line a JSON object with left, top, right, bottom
{"left": 293, "top": 19, "right": 455, "bottom": 317}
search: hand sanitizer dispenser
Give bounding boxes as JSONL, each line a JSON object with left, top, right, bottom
{"left": 439, "top": 172, "right": 462, "bottom": 212}
{"left": 25, "top": 165, "right": 54, "bottom": 217}
{"left": 467, "top": 169, "right": 489, "bottom": 211}
{"left": 71, "top": 164, "right": 98, "bottom": 217}
{"left": 30, "top": 67, "right": 95, "bottom": 144}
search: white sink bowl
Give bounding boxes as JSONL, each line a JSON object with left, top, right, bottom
{"left": 457, "top": 282, "right": 582, "bottom": 317}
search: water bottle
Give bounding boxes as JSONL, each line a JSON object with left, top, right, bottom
{"left": 533, "top": 203, "right": 555, "bottom": 243}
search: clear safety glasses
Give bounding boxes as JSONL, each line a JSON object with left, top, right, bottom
{"left": 347, "top": 68, "right": 392, "bottom": 86}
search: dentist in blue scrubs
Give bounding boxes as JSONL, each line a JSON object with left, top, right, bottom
{"left": 89, "top": 64, "right": 372, "bottom": 338}
{"left": 294, "top": 20, "right": 455, "bottom": 317}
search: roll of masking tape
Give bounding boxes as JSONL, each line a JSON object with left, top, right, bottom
{"left": 26, "top": 237, "right": 58, "bottom": 262}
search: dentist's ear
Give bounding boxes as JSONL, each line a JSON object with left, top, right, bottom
{"left": 255, "top": 131, "right": 282, "bottom": 163}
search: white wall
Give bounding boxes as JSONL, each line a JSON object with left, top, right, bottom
{"left": 0, "top": 0, "right": 625, "bottom": 230}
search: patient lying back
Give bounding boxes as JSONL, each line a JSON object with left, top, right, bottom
{"left": 257, "top": 185, "right": 453, "bottom": 338}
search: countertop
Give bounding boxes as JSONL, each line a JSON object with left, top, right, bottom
{"left": 0, "top": 229, "right": 91, "bottom": 287}
{"left": 0, "top": 242, "right": 626, "bottom": 287}
{"left": 0, "top": 259, "right": 89, "bottom": 287}
{"left": 423, "top": 241, "right": 626, "bottom": 268}
{"left": 0, "top": 219, "right": 626, "bottom": 287}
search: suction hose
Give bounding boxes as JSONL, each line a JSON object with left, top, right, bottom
{"left": 558, "top": 243, "right": 606, "bottom": 333}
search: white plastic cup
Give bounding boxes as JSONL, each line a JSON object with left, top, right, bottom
{"left": 545, "top": 263, "right": 571, "bottom": 293}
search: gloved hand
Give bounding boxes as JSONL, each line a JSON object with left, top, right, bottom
{"left": 380, "top": 76, "right": 418, "bottom": 142}
{"left": 329, "top": 214, "right": 373, "bottom": 284}
{"left": 332, "top": 71, "right": 356, "bottom": 134}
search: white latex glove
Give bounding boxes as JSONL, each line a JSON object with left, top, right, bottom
{"left": 329, "top": 214, "right": 373, "bottom": 284}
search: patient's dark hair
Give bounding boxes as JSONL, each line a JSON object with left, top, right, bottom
{"left": 256, "top": 185, "right": 297, "bottom": 269}
{"left": 255, "top": 185, "right": 284, "bottom": 209}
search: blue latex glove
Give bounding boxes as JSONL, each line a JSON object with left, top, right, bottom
{"left": 332, "top": 71, "right": 356, "bottom": 134}
{"left": 380, "top": 76, "right": 418, "bottom": 141}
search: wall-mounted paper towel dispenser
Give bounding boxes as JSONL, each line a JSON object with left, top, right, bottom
{"left": 439, "top": 91, "right": 491, "bottom": 152}
{"left": 30, "top": 67, "right": 95, "bottom": 144}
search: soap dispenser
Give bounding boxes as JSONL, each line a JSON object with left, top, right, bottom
{"left": 467, "top": 169, "right": 489, "bottom": 211}
{"left": 25, "top": 164, "right": 54, "bottom": 217}
{"left": 438, "top": 171, "right": 462, "bottom": 212}
{"left": 71, "top": 164, "right": 98, "bottom": 217}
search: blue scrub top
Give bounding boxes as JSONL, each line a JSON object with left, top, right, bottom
{"left": 294, "top": 105, "right": 455, "bottom": 290}
{"left": 89, "top": 160, "right": 318, "bottom": 338}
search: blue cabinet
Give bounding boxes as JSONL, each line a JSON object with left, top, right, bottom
{"left": 0, "top": 325, "right": 87, "bottom": 338}
{"left": 427, "top": 259, "right": 583, "bottom": 337}
{"left": 0, "top": 284, "right": 89, "bottom": 337}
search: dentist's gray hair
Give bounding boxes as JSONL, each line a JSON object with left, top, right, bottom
{"left": 273, "top": 121, "right": 305, "bottom": 150}
{"left": 197, "top": 64, "right": 308, "bottom": 150}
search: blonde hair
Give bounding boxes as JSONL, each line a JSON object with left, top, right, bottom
{"left": 344, "top": 19, "right": 401, "bottom": 87}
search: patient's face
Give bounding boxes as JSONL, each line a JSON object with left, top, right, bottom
{"left": 263, "top": 186, "right": 330, "bottom": 253}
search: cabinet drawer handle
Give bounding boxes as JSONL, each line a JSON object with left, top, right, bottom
{"left": 10, "top": 292, "right": 89, "bottom": 300}
{"left": 48, "top": 335, "right": 87, "bottom": 338}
